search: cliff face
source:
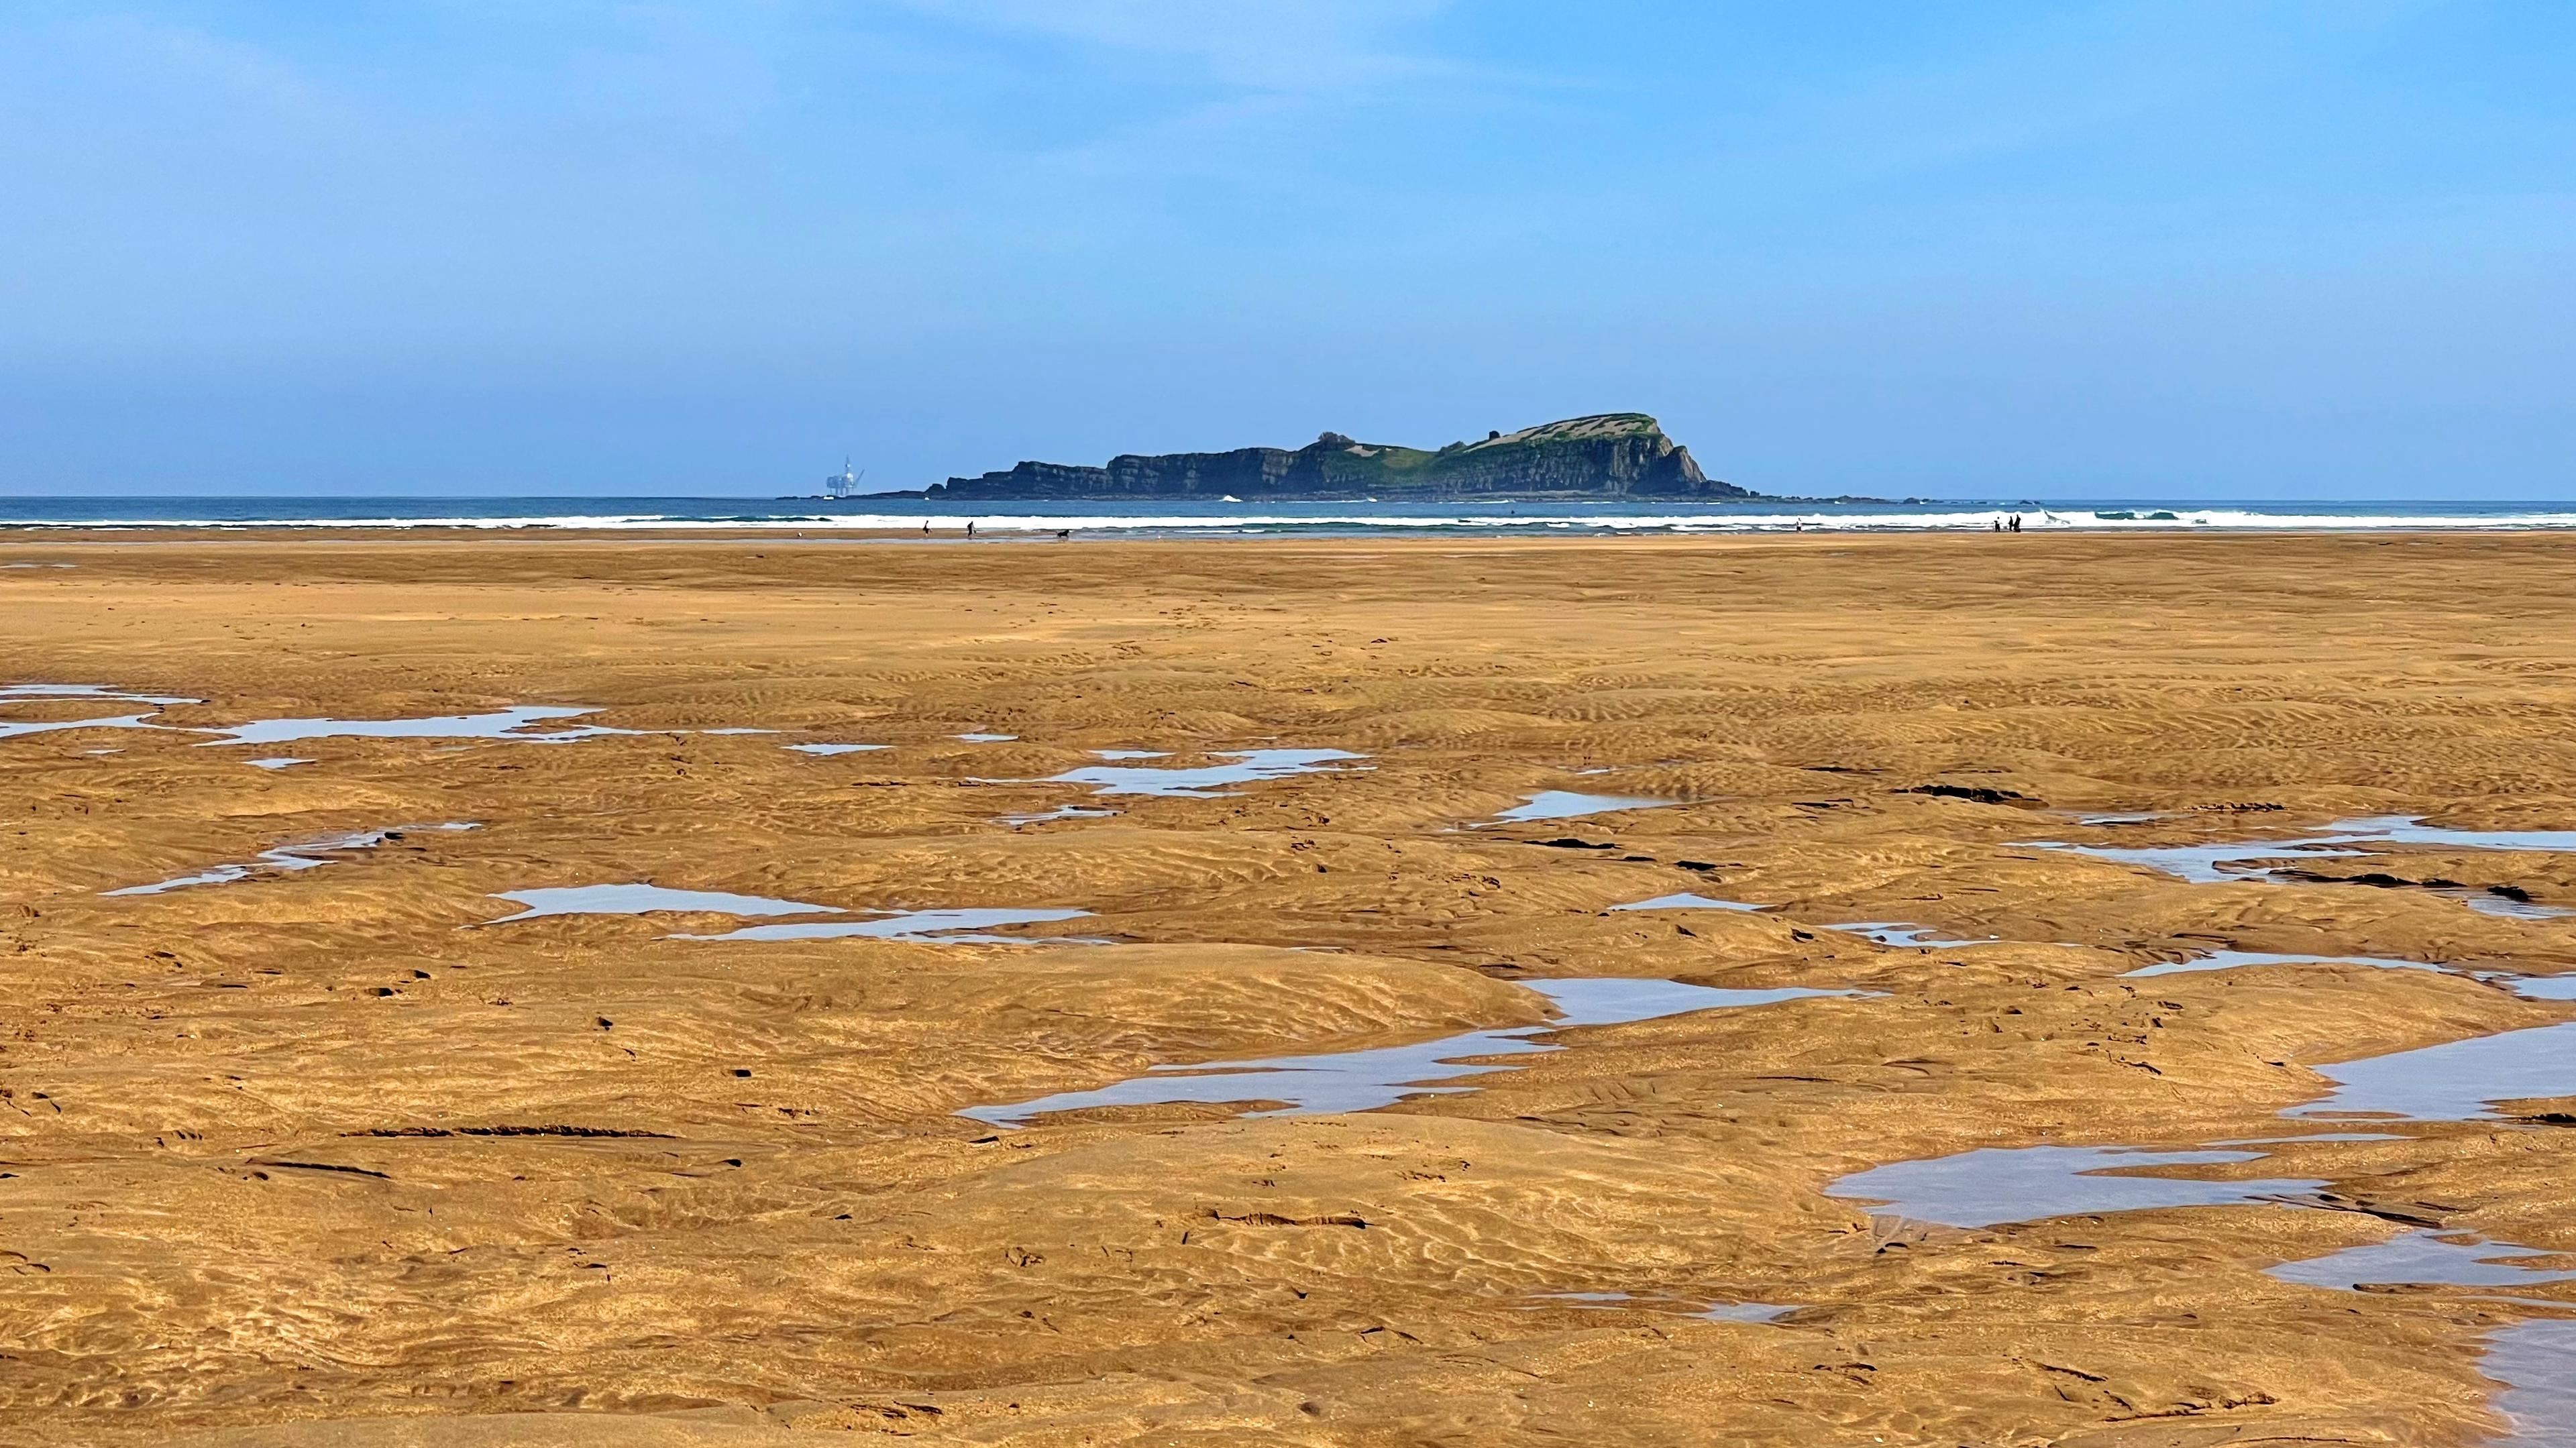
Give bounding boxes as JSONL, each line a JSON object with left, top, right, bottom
{"left": 926, "top": 414, "right": 1750, "bottom": 500}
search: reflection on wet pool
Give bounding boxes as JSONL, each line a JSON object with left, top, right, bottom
{"left": 3, "top": 683, "right": 203, "bottom": 706}
{"left": 2454, "top": 889, "right": 2576, "bottom": 922}
{"left": 2123, "top": 948, "right": 2445, "bottom": 979}
{"left": 1046, "top": 748, "right": 1362, "bottom": 797}
{"left": 202, "top": 705, "right": 635, "bottom": 747}
{"left": 2028, "top": 836, "right": 2369, "bottom": 885}
{"left": 107, "top": 823, "right": 480, "bottom": 897}
{"left": 2028, "top": 815, "right": 2576, "bottom": 887}
{"left": 1610, "top": 893, "right": 1764, "bottom": 912}
{"left": 673, "top": 907, "right": 1093, "bottom": 944}
{"left": 1832, "top": 922, "right": 1996, "bottom": 948}
{"left": 2208, "top": 1131, "right": 2408, "bottom": 1146}
{"left": 0, "top": 682, "right": 194, "bottom": 739}
{"left": 1831, "top": 1146, "right": 2325, "bottom": 1227}
{"left": 955, "top": 732, "right": 1017, "bottom": 742}
{"left": 785, "top": 742, "right": 888, "bottom": 756}
{"left": 963, "top": 977, "right": 1856, "bottom": 1127}
{"left": 2118, "top": 946, "right": 2576, "bottom": 1007}
{"left": 488, "top": 883, "right": 841, "bottom": 923}
{"left": 246, "top": 757, "right": 312, "bottom": 770}
{"left": 999, "top": 804, "right": 1119, "bottom": 826}
{"left": 1699, "top": 1302, "right": 1796, "bottom": 1323}
{"left": 2485, "top": 1318, "right": 2576, "bottom": 1444}
{"left": 1481, "top": 790, "right": 1677, "bottom": 826}
{"left": 2269, "top": 1229, "right": 2576, "bottom": 1299}
{"left": 2304, "top": 1021, "right": 2576, "bottom": 1121}
{"left": 483, "top": 887, "right": 1090, "bottom": 944}
{"left": 0, "top": 711, "right": 162, "bottom": 740}
{"left": 1524, "top": 1291, "right": 1795, "bottom": 1324}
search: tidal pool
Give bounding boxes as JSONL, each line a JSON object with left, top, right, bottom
{"left": 2123, "top": 948, "right": 2446, "bottom": 979}
{"left": 1699, "top": 1302, "right": 1797, "bottom": 1323}
{"left": 488, "top": 883, "right": 841, "bottom": 923}
{"left": 201, "top": 705, "right": 637, "bottom": 747}
{"left": 785, "top": 742, "right": 889, "bottom": 756}
{"left": 3, "top": 683, "right": 203, "bottom": 706}
{"left": 2485, "top": 1318, "right": 2576, "bottom": 1444}
{"left": 0, "top": 711, "right": 161, "bottom": 740}
{"left": 1046, "top": 748, "right": 1362, "bottom": 797}
{"left": 2027, "top": 815, "right": 2576, "bottom": 886}
{"left": 2120, "top": 946, "right": 2576, "bottom": 1005}
{"left": 674, "top": 907, "right": 1095, "bottom": 944}
{"left": 2268, "top": 1230, "right": 2576, "bottom": 1300}
{"left": 955, "top": 732, "right": 1017, "bottom": 742}
{"left": 962, "top": 977, "right": 1856, "bottom": 1127}
{"left": 999, "top": 804, "right": 1119, "bottom": 826}
{"left": 1523, "top": 1292, "right": 1794, "bottom": 1325}
{"left": 2455, "top": 889, "right": 2576, "bottom": 922}
{"left": 246, "top": 757, "right": 313, "bottom": 770}
{"left": 1481, "top": 791, "right": 1677, "bottom": 826}
{"left": 1831, "top": 922, "right": 1997, "bottom": 948}
{"left": 1610, "top": 893, "right": 1764, "bottom": 912}
{"left": 106, "top": 823, "right": 480, "bottom": 897}
{"left": 2303, "top": 1021, "right": 2576, "bottom": 1121}
{"left": 1830, "top": 1146, "right": 2325, "bottom": 1227}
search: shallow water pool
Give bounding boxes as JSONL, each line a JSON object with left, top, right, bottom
{"left": 1831, "top": 1146, "right": 2324, "bottom": 1227}
{"left": 1611, "top": 892, "right": 1764, "bottom": 912}
{"left": 963, "top": 977, "right": 1855, "bottom": 1127}
{"left": 674, "top": 906, "right": 1094, "bottom": 944}
{"left": 1481, "top": 790, "right": 1676, "bottom": 826}
{"left": 488, "top": 883, "right": 841, "bottom": 922}
{"left": 1046, "top": 748, "right": 1361, "bottom": 797}
{"left": 107, "top": 823, "right": 480, "bottom": 897}
{"left": 202, "top": 705, "right": 635, "bottom": 747}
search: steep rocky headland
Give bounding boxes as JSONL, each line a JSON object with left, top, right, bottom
{"left": 922, "top": 412, "right": 1754, "bottom": 500}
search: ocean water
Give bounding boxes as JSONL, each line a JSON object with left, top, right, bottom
{"left": 5, "top": 497, "right": 2576, "bottom": 537}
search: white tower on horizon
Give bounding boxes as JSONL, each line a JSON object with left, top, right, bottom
{"left": 825, "top": 457, "right": 864, "bottom": 498}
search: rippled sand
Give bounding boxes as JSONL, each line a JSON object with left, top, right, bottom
{"left": 6, "top": 531, "right": 2576, "bottom": 1445}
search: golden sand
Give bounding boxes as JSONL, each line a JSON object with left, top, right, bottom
{"left": 5, "top": 531, "right": 2575, "bottom": 1445}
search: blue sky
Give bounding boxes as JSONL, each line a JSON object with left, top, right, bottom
{"left": 3, "top": 1, "right": 2571, "bottom": 498}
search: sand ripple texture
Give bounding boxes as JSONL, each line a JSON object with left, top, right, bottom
{"left": 5, "top": 532, "right": 2576, "bottom": 1445}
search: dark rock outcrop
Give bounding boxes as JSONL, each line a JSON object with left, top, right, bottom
{"left": 925, "top": 413, "right": 1750, "bottom": 500}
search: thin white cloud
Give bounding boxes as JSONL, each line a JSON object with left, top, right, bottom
{"left": 894, "top": 0, "right": 1454, "bottom": 91}
{"left": 89, "top": 13, "right": 347, "bottom": 125}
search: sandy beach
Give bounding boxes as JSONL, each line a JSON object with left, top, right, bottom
{"left": 6, "top": 530, "right": 2576, "bottom": 1446}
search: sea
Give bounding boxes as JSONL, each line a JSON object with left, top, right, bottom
{"left": 3, "top": 497, "right": 2574, "bottom": 537}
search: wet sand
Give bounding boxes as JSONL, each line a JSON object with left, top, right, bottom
{"left": 5, "top": 530, "right": 2576, "bottom": 1445}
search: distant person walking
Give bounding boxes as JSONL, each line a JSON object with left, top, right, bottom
{"left": 966, "top": 520, "right": 975, "bottom": 538}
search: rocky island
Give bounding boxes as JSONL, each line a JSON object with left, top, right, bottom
{"left": 918, "top": 412, "right": 1754, "bottom": 500}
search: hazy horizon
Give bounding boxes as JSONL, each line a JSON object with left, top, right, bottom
{"left": 6, "top": 3, "right": 2573, "bottom": 501}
